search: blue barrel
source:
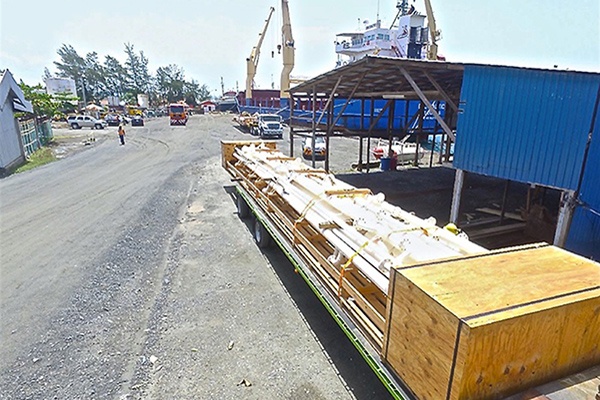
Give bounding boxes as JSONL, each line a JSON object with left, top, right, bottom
{"left": 380, "top": 157, "right": 391, "bottom": 171}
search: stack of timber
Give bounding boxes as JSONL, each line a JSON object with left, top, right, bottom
{"left": 233, "top": 112, "right": 258, "bottom": 132}
{"left": 221, "top": 140, "right": 600, "bottom": 400}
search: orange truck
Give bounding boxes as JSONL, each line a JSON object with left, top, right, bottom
{"left": 168, "top": 103, "right": 188, "bottom": 126}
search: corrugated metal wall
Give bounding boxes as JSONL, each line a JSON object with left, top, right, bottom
{"left": 0, "top": 98, "right": 24, "bottom": 169}
{"left": 454, "top": 66, "right": 600, "bottom": 190}
{"left": 566, "top": 91, "right": 600, "bottom": 260}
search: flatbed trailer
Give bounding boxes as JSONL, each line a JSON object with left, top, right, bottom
{"left": 222, "top": 140, "right": 600, "bottom": 400}
{"left": 235, "top": 183, "right": 412, "bottom": 399}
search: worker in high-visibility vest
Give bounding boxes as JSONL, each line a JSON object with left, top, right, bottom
{"left": 118, "top": 124, "right": 126, "bottom": 145}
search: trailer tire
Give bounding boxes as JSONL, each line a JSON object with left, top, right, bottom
{"left": 254, "top": 218, "right": 271, "bottom": 248}
{"left": 237, "top": 194, "right": 250, "bottom": 219}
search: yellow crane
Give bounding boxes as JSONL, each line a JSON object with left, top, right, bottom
{"left": 280, "top": 0, "right": 295, "bottom": 98}
{"left": 423, "top": 0, "right": 441, "bottom": 60}
{"left": 246, "top": 7, "right": 275, "bottom": 100}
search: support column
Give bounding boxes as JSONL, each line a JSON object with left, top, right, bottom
{"left": 325, "top": 98, "right": 333, "bottom": 172}
{"left": 311, "top": 87, "right": 317, "bottom": 168}
{"left": 553, "top": 190, "right": 576, "bottom": 247}
{"left": 450, "top": 169, "right": 466, "bottom": 224}
{"left": 289, "top": 95, "right": 295, "bottom": 157}
{"left": 367, "top": 98, "right": 375, "bottom": 173}
{"left": 359, "top": 98, "right": 365, "bottom": 171}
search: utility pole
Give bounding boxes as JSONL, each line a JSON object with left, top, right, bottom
{"left": 80, "top": 77, "right": 87, "bottom": 109}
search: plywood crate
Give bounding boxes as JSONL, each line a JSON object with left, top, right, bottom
{"left": 382, "top": 244, "right": 600, "bottom": 400}
{"left": 221, "top": 140, "right": 277, "bottom": 169}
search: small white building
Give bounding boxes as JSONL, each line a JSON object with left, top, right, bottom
{"left": 0, "top": 70, "right": 33, "bottom": 171}
{"left": 199, "top": 100, "right": 217, "bottom": 113}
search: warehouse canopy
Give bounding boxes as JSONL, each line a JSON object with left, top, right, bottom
{"left": 288, "top": 56, "right": 466, "bottom": 104}
{"left": 288, "top": 56, "right": 468, "bottom": 145}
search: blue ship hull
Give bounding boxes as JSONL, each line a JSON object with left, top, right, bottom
{"left": 240, "top": 98, "right": 445, "bottom": 137}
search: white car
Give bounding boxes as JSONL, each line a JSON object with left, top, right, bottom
{"left": 371, "top": 138, "right": 424, "bottom": 163}
{"left": 68, "top": 115, "right": 107, "bottom": 130}
{"left": 302, "top": 136, "right": 327, "bottom": 161}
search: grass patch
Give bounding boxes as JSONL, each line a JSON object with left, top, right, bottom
{"left": 15, "top": 147, "right": 56, "bottom": 174}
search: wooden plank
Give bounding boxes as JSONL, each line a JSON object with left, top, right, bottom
{"left": 476, "top": 207, "right": 525, "bottom": 222}
{"left": 398, "top": 67, "right": 456, "bottom": 141}
{"left": 400, "top": 246, "right": 600, "bottom": 319}
{"left": 383, "top": 277, "right": 462, "bottom": 400}
{"left": 459, "top": 294, "right": 600, "bottom": 399}
{"left": 325, "top": 188, "right": 372, "bottom": 197}
{"left": 467, "top": 222, "right": 526, "bottom": 239}
{"left": 267, "top": 156, "right": 296, "bottom": 161}
{"left": 384, "top": 245, "right": 600, "bottom": 400}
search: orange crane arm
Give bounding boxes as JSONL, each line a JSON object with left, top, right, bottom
{"left": 246, "top": 7, "right": 275, "bottom": 100}
{"left": 280, "top": 0, "right": 295, "bottom": 98}
{"left": 423, "top": 0, "right": 440, "bottom": 60}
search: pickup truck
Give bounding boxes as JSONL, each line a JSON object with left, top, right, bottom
{"left": 251, "top": 114, "right": 283, "bottom": 139}
{"left": 68, "top": 115, "right": 107, "bottom": 130}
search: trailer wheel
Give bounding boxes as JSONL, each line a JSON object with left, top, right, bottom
{"left": 237, "top": 194, "right": 250, "bottom": 219}
{"left": 254, "top": 218, "right": 271, "bottom": 248}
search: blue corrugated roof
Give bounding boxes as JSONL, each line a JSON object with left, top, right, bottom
{"left": 454, "top": 65, "right": 600, "bottom": 190}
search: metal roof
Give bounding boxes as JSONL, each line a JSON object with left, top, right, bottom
{"left": 0, "top": 70, "right": 33, "bottom": 113}
{"left": 289, "top": 56, "right": 599, "bottom": 101}
{"left": 288, "top": 56, "right": 466, "bottom": 102}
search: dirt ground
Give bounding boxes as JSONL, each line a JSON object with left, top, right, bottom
{"left": 49, "top": 122, "right": 117, "bottom": 159}
{"left": 50, "top": 119, "right": 555, "bottom": 251}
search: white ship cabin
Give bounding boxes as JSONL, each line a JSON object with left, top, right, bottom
{"left": 335, "top": 14, "right": 428, "bottom": 67}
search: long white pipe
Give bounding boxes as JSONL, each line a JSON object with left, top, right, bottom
{"left": 235, "top": 145, "right": 487, "bottom": 293}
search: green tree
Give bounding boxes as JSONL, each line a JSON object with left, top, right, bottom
{"left": 42, "top": 67, "right": 52, "bottom": 83}
{"left": 124, "top": 43, "right": 151, "bottom": 96}
{"left": 103, "top": 55, "right": 127, "bottom": 97}
{"left": 54, "top": 44, "right": 87, "bottom": 102}
{"left": 53, "top": 91, "right": 79, "bottom": 115}
{"left": 19, "top": 81, "right": 60, "bottom": 118}
{"left": 155, "top": 64, "right": 186, "bottom": 103}
{"left": 83, "top": 52, "right": 107, "bottom": 102}
{"left": 183, "top": 79, "right": 211, "bottom": 106}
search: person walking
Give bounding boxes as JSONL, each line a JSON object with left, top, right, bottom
{"left": 118, "top": 123, "right": 126, "bottom": 145}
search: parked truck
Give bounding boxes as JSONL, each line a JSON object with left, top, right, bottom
{"left": 221, "top": 140, "right": 600, "bottom": 400}
{"left": 168, "top": 103, "right": 188, "bottom": 126}
{"left": 251, "top": 113, "right": 283, "bottom": 139}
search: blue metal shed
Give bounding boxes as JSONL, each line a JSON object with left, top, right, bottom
{"left": 453, "top": 65, "right": 600, "bottom": 259}
{"left": 565, "top": 95, "right": 600, "bottom": 260}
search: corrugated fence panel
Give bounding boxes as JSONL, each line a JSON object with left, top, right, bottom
{"left": 454, "top": 66, "right": 600, "bottom": 190}
{"left": 566, "top": 87, "right": 600, "bottom": 260}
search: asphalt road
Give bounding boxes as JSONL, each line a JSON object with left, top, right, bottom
{"left": 0, "top": 115, "right": 393, "bottom": 399}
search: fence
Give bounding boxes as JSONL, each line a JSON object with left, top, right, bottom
{"left": 18, "top": 118, "right": 53, "bottom": 156}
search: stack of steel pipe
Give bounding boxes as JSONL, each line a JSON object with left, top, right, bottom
{"left": 234, "top": 144, "right": 486, "bottom": 293}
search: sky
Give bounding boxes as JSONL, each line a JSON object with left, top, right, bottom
{"left": 1, "top": 0, "right": 598, "bottom": 98}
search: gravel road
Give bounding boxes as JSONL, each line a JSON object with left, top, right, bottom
{"left": 0, "top": 115, "right": 392, "bottom": 399}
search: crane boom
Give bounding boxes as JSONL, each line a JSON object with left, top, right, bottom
{"left": 246, "top": 7, "right": 275, "bottom": 100}
{"left": 280, "top": 0, "right": 295, "bottom": 98}
{"left": 423, "top": 0, "right": 439, "bottom": 60}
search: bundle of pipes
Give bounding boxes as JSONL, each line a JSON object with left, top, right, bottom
{"left": 234, "top": 143, "right": 486, "bottom": 293}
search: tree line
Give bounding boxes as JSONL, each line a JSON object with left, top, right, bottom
{"left": 47, "top": 43, "right": 211, "bottom": 107}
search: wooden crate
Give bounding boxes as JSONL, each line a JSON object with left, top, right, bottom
{"left": 382, "top": 244, "right": 600, "bottom": 400}
{"left": 220, "top": 140, "right": 277, "bottom": 170}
